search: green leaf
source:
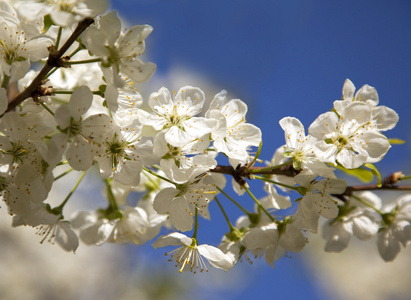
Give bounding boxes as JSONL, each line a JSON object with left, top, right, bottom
{"left": 388, "top": 138, "right": 406, "bottom": 145}
{"left": 335, "top": 164, "right": 374, "bottom": 183}
{"left": 364, "top": 163, "right": 382, "bottom": 187}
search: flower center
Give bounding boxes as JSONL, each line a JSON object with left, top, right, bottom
{"left": 0, "top": 28, "right": 27, "bottom": 65}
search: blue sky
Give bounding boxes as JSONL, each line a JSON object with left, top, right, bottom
{"left": 109, "top": 1, "right": 411, "bottom": 299}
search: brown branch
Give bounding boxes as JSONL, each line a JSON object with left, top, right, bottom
{"left": 210, "top": 163, "right": 300, "bottom": 186}
{"left": 3, "top": 18, "right": 94, "bottom": 115}
{"left": 343, "top": 185, "right": 411, "bottom": 196}
{"left": 338, "top": 172, "right": 411, "bottom": 197}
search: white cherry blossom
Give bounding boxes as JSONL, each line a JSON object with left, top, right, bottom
{"left": 153, "top": 173, "right": 224, "bottom": 232}
{"left": 138, "top": 86, "right": 217, "bottom": 147}
{"left": 15, "top": 0, "right": 109, "bottom": 26}
{"left": 47, "top": 86, "right": 111, "bottom": 170}
{"left": 337, "top": 78, "right": 399, "bottom": 132}
{"left": 279, "top": 116, "right": 335, "bottom": 177}
{"left": 377, "top": 194, "right": 411, "bottom": 261}
{"left": 206, "top": 90, "right": 261, "bottom": 160}
{"left": 152, "top": 232, "right": 234, "bottom": 273}
{"left": 82, "top": 11, "right": 155, "bottom": 86}
{"left": 322, "top": 191, "right": 381, "bottom": 252}
{"left": 293, "top": 174, "right": 347, "bottom": 232}
{"left": 153, "top": 131, "right": 216, "bottom": 183}
{"left": 309, "top": 101, "right": 391, "bottom": 169}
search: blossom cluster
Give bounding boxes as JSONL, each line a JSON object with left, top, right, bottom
{"left": 0, "top": 0, "right": 410, "bottom": 273}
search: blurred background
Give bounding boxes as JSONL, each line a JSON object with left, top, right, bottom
{"left": 2, "top": 0, "right": 411, "bottom": 299}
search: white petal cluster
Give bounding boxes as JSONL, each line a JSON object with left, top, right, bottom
{"left": 308, "top": 79, "right": 397, "bottom": 169}
{"left": 82, "top": 11, "right": 156, "bottom": 87}
{"left": 0, "top": 0, "right": 408, "bottom": 275}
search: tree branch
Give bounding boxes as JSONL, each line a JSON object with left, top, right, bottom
{"left": 3, "top": 18, "right": 94, "bottom": 116}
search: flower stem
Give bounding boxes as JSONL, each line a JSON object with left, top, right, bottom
{"left": 192, "top": 209, "right": 199, "bottom": 239}
{"left": 143, "top": 167, "right": 176, "bottom": 185}
{"left": 104, "top": 178, "right": 119, "bottom": 211}
{"left": 54, "top": 168, "right": 74, "bottom": 181}
{"left": 217, "top": 186, "right": 251, "bottom": 216}
{"left": 56, "top": 171, "right": 86, "bottom": 211}
{"left": 244, "top": 186, "right": 277, "bottom": 223}
{"left": 55, "top": 26, "right": 63, "bottom": 50}
{"left": 253, "top": 175, "right": 297, "bottom": 191}
{"left": 351, "top": 194, "right": 384, "bottom": 215}
{"left": 214, "top": 196, "right": 235, "bottom": 231}
{"left": 142, "top": 171, "right": 162, "bottom": 190}
{"left": 39, "top": 102, "right": 55, "bottom": 116}
{"left": 69, "top": 44, "right": 85, "bottom": 58}
{"left": 44, "top": 67, "right": 58, "bottom": 79}
{"left": 57, "top": 160, "right": 68, "bottom": 166}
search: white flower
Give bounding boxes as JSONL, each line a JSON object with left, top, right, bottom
{"left": 377, "top": 194, "right": 411, "bottom": 261}
{"left": 206, "top": 90, "right": 261, "bottom": 160}
{"left": 138, "top": 86, "right": 217, "bottom": 147}
{"left": 95, "top": 121, "right": 156, "bottom": 186}
{"left": 104, "top": 82, "right": 143, "bottom": 127}
{"left": 260, "top": 183, "right": 292, "bottom": 210}
{"left": 48, "top": 86, "right": 111, "bottom": 170}
{"left": 153, "top": 131, "right": 216, "bottom": 183}
{"left": 293, "top": 174, "right": 346, "bottom": 232}
{"left": 241, "top": 208, "right": 305, "bottom": 268}
{"left": 279, "top": 116, "right": 335, "bottom": 177}
{"left": 309, "top": 101, "right": 391, "bottom": 169}
{"left": 0, "top": 112, "right": 48, "bottom": 180}
{"left": 152, "top": 232, "right": 234, "bottom": 273}
{"left": 82, "top": 11, "right": 155, "bottom": 86}
{"left": 71, "top": 206, "right": 150, "bottom": 246}
{"left": 153, "top": 173, "right": 224, "bottom": 232}
{"left": 36, "top": 220, "right": 79, "bottom": 253}
{"left": 322, "top": 191, "right": 381, "bottom": 252}
{"left": 0, "top": 3, "right": 53, "bottom": 81}
{"left": 15, "top": 0, "right": 109, "bottom": 26}
{"left": 336, "top": 78, "right": 399, "bottom": 132}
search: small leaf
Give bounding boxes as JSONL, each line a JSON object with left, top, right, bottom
{"left": 364, "top": 163, "right": 382, "bottom": 187}
{"left": 335, "top": 164, "right": 374, "bottom": 183}
{"left": 388, "top": 138, "right": 406, "bottom": 145}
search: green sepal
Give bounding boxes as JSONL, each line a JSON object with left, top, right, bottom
{"left": 254, "top": 141, "right": 263, "bottom": 161}
{"left": 296, "top": 186, "right": 307, "bottom": 196}
{"left": 43, "top": 14, "right": 54, "bottom": 33}
{"left": 292, "top": 159, "right": 301, "bottom": 170}
{"left": 282, "top": 151, "right": 294, "bottom": 158}
{"left": 248, "top": 213, "right": 260, "bottom": 226}
{"left": 363, "top": 163, "right": 382, "bottom": 187}
{"left": 98, "top": 84, "right": 107, "bottom": 94}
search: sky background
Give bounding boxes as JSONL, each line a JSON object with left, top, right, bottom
{"left": 105, "top": 0, "right": 411, "bottom": 299}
